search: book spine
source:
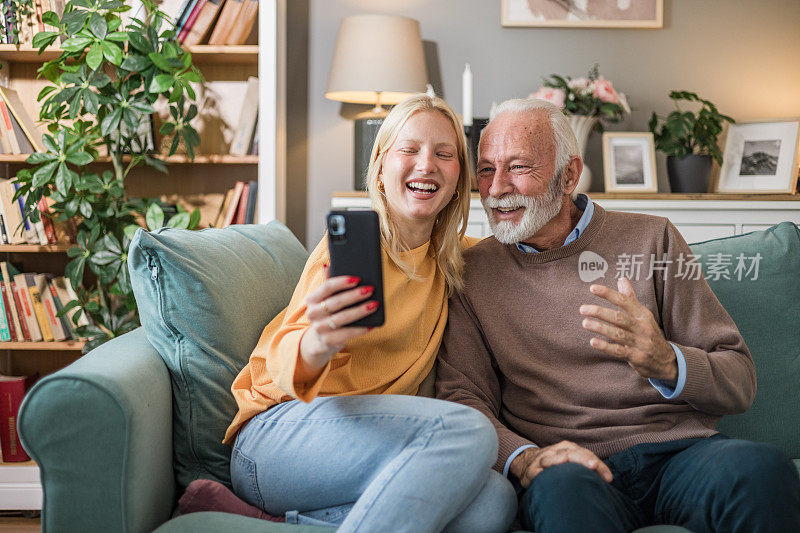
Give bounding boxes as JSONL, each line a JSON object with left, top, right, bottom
{"left": 27, "top": 278, "right": 53, "bottom": 341}
{"left": 234, "top": 183, "right": 248, "bottom": 225}
{"left": 0, "top": 279, "right": 12, "bottom": 341}
{"left": 34, "top": 0, "right": 43, "bottom": 32}
{"left": 224, "top": 0, "right": 256, "bottom": 45}
{"left": 14, "top": 184, "right": 39, "bottom": 244}
{"left": 177, "top": 0, "right": 206, "bottom": 42}
{"left": 0, "top": 377, "right": 30, "bottom": 461}
{"left": 10, "top": 281, "right": 29, "bottom": 341}
{"left": 0, "top": 100, "right": 19, "bottom": 154}
{"left": 37, "top": 274, "right": 65, "bottom": 341}
{"left": 37, "top": 198, "right": 56, "bottom": 244}
{"left": 0, "top": 214, "right": 8, "bottom": 244}
{"left": 15, "top": 274, "right": 42, "bottom": 341}
{"left": 0, "top": 282, "right": 17, "bottom": 341}
{"left": 47, "top": 280, "right": 72, "bottom": 339}
{"left": 207, "top": 0, "right": 240, "bottom": 45}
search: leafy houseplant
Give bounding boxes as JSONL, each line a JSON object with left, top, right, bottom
{"left": 12, "top": 0, "right": 205, "bottom": 352}
{"left": 649, "top": 90, "right": 734, "bottom": 193}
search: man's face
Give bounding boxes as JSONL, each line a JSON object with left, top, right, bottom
{"left": 477, "top": 111, "right": 564, "bottom": 244}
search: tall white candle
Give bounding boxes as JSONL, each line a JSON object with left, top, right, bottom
{"left": 462, "top": 63, "right": 473, "bottom": 127}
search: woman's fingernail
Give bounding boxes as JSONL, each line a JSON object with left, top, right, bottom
{"left": 366, "top": 301, "right": 378, "bottom": 310}
{"left": 322, "top": 262, "right": 328, "bottom": 268}
{"left": 347, "top": 276, "right": 361, "bottom": 284}
{"left": 360, "top": 286, "right": 374, "bottom": 295}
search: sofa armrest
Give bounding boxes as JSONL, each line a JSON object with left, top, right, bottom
{"left": 19, "top": 327, "right": 174, "bottom": 533}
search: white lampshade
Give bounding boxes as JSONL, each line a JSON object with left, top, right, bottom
{"left": 325, "top": 14, "right": 428, "bottom": 106}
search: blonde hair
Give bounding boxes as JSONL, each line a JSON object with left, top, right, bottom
{"left": 366, "top": 94, "right": 472, "bottom": 294}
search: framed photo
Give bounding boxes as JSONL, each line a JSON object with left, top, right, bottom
{"left": 501, "top": 0, "right": 663, "bottom": 28}
{"left": 602, "top": 132, "right": 658, "bottom": 192}
{"left": 715, "top": 119, "right": 800, "bottom": 194}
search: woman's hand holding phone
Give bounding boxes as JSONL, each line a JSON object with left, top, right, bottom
{"left": 296, "top": 269, "right": 379, "bottom": 382}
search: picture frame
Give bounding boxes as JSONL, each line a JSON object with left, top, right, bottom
{"left": 602, "top": 132, "right": 658, "bottom": 193}
{"left": 501, "top": 0, "right": 663, "bottom": 28}
{"left": 715, "top": 119, "right": 800, "bottom": 194}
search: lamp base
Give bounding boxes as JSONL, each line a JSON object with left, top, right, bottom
{"left": 353, "top": 109, "right": 388, "bottom": 190}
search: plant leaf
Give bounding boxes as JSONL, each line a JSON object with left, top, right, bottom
{"left": 86, "top": 43, "right": 103, "bottom": 71}
{"left": 149, "top": 73, "right": 173, "bottom": 93}
{"left": 145, "top": 202, "right": 164, "bottom": 230}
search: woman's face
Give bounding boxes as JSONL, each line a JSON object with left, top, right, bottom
{"left": 380, "top": 110, "right": 461, "bottom": 233}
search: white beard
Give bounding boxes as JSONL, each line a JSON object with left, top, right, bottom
{"left": 482, "top": 177, "right": 564, "bottom": 244}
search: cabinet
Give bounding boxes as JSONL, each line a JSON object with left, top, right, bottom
{"left": 331, "top": 193, "right": 800, "bottom": 243}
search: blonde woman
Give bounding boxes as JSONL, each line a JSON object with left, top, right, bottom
{"left": 216, "top": 95, "right": 517, "bottom": 532}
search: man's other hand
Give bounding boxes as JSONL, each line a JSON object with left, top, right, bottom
{"left": 509, "top": 441, "right": 613, "bottom": 489}
{"left": 580, "top": 277, "right": 678, "bottom": 383}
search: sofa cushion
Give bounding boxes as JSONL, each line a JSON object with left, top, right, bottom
{"left": 128, "top": 222, "right": 308, "bottom": 490}
{"left": 690, "top": 222, "right": 800, "bottom": 458}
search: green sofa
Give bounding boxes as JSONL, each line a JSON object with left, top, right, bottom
{"left": 17, "top": 220, "right": 800, "bottom": 533}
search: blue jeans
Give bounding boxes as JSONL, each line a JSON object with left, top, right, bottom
{"left": 520, "top": 434, "right": 800, "bottom": 532}
{"left": 231, "top": 395, "right": 517, "bottom": 532}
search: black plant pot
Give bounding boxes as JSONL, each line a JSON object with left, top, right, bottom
{"left": 667, "top": 154, "right": 713, "bottom": 193}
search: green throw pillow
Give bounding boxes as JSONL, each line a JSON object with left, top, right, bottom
{"left": 128, "top": 221, "right": 308, "bottom": 490}
{"left": 690, "top": 222, "right": 800, "bottom": 458}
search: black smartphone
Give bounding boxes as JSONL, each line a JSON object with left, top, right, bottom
{"left": 326, "top": 210, "right": 385, "bottom": 328}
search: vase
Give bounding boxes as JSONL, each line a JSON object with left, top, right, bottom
{"left": 666, "top": 154, "right": 713, "bottom": 193}
{"left": 566, "top": 115, "right": 599, "bottom": 194}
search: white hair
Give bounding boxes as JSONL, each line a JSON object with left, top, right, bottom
{"left": 486, "top": 98, "right": 579, "bottom": 180}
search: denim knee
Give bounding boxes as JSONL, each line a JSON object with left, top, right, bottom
{"left": 712, "top": 440, "right": 799, "bottom": 495}
{"left": 440, "top": 405, "right": 498, "bottom": 471}
{"left": 526, "top": 462, "right": 607, "bottom": 511}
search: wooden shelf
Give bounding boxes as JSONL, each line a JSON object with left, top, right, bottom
{"left": 333, "top": 191, "right": 800, "bottom": 202}
{"left": 0, "top": 460, "right": 36, "bottom": 467}
{"left": 0, "top": 44, "right": 258, "bottom": 63}
{"left": 0, "top": 341, "right": 84, "bottom": 351}
{"left": 0, "top": 154, "right": 258, "bottom": 164}
{"left": 0, "top": 244, "right": 72, "bottom": 252}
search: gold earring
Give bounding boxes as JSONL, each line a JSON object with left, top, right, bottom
{"left": 452, "top": 189, "right": 460, "bottom": 202}
{"left": 378, "top": 181, "right": 385, "bottom": 193}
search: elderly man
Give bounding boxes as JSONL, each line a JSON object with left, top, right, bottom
{"left": 435, "top": 98, "right": 800, "bottom": 532}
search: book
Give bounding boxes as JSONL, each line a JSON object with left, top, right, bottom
{"left": 222, "top": 181, "right": 244, "bottom": 227}
{"left": 42, "top": 195, "right": 76, "bottom": 243}
{"left": 35, "top": 273, "right": 66, "bottom": 341}
{"left": 2, "top": 263, "right": 27, "bottom": 342}
{"left": 13, "top": 183, "right": 41, "bottom": 245}
{"left": 13, "top": 273, "right": 41, "bottom": 341}
{"left": 229, "top": 76, "right": 258, "bottom": 156}
{"left": 183, "top": 0, "right": 223, "bottom": 45}
{"left": 0, "top": 283, "right": 16, "bottom": 342}
{"left": 24, "top": 273, "right": 52, "bottom": 342}
{"left": 55, "top": 276, "right": 89, "bottom": 330}
{"left": 34, "top": 0, "right": 44, "bottom": 33}
{"left": 0, "top": 373, "right": 37, "bottom": 462}
{"left": 0, "top": 100, "right": 20, "bottom": 154}
{"left": 234, "top": 182, "right": 249, "bottom": 225}
{"left": 213, "top": 188, "right": 234, "bottom": 228}
{"left": 207, "top": 0, "right": 240, "bottom": 44}
{"left": 0, "top": 86, "right": 44, "bottom": 152}
{"left": 46, "top": 275, "right": 73, "bottom": 338}
{"left": 177, "top": 0, "right": 206, "bottom": 43}
{"left": 0, "top": 276, "right": 12, "bottom": 341}
{"left": 174, "top": 0, "right": 198, "bottom": 33}
{"left": 244, "top": 179, "right": 257, "bottom": 224}
{"left": 224, "top": 0, "right": 256, "bottom": 45}
{"left": 36, "top": 197, "right": 56, "bottom": 244}
{"left": 0, "top": 179, "right": 25, "bottom": 244}
{"left": 0, "top": 215, "right": 8, "bottom": 244}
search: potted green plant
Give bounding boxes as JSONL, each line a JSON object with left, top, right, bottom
{"left": 649, "top": 91, "right": 734, "bottom": 193}
{"left": 12, "top": 0, "right": 204, "bottom": 351}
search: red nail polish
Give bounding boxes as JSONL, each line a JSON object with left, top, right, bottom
{"left": 361, "top": 286, "right": 374, "bottom": 295}
{"left": 366, "top": 301, "right": 378, "bottom": 310}
{"left": 322, "top": 262, "right": 328, "bottom": 268}
{"left": 347, "top": 276, "right": 361, "bottom": 284}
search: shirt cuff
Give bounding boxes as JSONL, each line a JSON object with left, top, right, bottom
{"left": 502, "top": 444, "right": 537, "bottom": 478}
{"left": 649, "top": 342, "right": 686, "bottom": 399}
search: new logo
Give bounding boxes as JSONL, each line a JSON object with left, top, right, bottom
{"left": 578, "top": 251, "right": 608, "bottom": 282}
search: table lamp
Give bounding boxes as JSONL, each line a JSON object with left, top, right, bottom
{"left": 325, "top": 14, "right": 428, "bottom": 190}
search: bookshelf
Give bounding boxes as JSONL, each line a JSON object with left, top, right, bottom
{"left": 0, "top": 5, "right": 273, "bottom": 510}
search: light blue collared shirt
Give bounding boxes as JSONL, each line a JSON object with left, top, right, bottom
{"left": 502, "top": 194, "right": 687, "bottom": 479}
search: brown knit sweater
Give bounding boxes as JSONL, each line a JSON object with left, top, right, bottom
{"left": 435, "top": 204, "right": 756, "bottom": 473}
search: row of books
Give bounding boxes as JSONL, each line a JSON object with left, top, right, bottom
{"left": 0, "top": 372, "right": 36, "bottom": 462}
{"left": 171, "top": 0, "right": 259, "bottom": 46}
{"left": 214, "top": 180, "right": 257, "bottom": 227}
{"left": 0, "top": 178, "right": 76, "bottom": 246}
{"left": 0, "top": 0, "right": 64, "bottom": 45}
{"left": 0, "top": 263, "right": 88, "bottom": 343}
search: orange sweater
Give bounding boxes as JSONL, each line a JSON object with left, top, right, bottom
{"left": 223, "top": 236, "right": 477, "bottom": 445}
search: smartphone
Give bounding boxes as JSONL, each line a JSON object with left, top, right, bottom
{"left": 326, "top": 210, "right": 385, "bottom": 327}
